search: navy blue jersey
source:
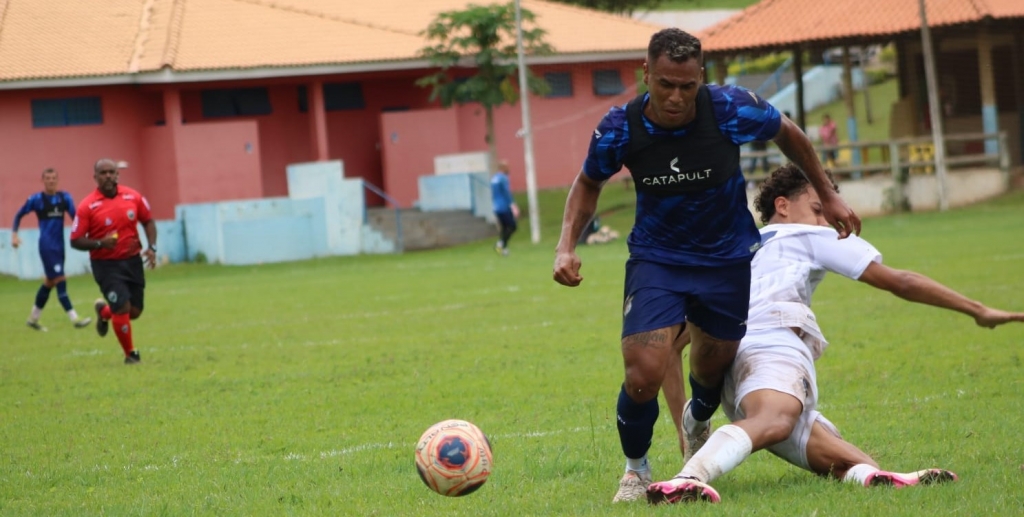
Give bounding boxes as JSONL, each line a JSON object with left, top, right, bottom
{"left": 583, "top": 85, "right": 781, "bottom": 266}
{"left": 13, "top": 191, "right": 75, "bottom": 252}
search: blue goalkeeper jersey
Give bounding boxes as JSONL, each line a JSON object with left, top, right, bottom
{"left": 491, "top": 172, "right": 513, "bottom": 213}
{"left": 583, "top": 85, "right": 781, "bottom": 267}
{"left": 13, "top": 191, "right": 75, "bottom": 252}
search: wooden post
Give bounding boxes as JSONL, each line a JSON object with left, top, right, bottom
{"left": 792, "top": 46, "right": 805, "bottom": 131}
{"left": 842, "top": 46, "right": 862, "bottom": 170}
{"left": 309, "top": 81, "right": 329, "bottom": 162}
{"left": 977, "top": 27, "right": 998, "bottom": 155}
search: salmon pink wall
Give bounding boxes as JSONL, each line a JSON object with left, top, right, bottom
{"left": 140, "top": 126, "right": 180, "bottom": 220}
{"left": 452, "top": 61, "right": 640, "bottom": 192}
{"left": 259, "top": 86, "right": 311, "bottom": 197}
{"left": 325, "top": 110, "right": 380, "bottom": 185}
{"left": 380, "top": 109, "right": 461, "bottom": 207}
{"left": 178, "top": 86, "right": 306, "bottom": 198}
{"left": 176, "top": 121, "right": 263, "bottom": 204}
{"left": 0, "top": 86, "right": 162, "bottom": 229}
{"left": 326, "top": 75, "right": 434, "bottom": 205}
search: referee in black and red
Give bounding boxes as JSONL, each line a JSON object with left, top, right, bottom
{"left": 70, "top": 159, "right": 157, "bottom": 365}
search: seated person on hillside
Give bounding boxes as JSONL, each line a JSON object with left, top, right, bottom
{"left": 648, "top": 164, "right": 1024, "bottom": 504}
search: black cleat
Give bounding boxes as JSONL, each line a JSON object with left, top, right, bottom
{"left": 94, "top": 299, "right": 109, "bottom": 337}
{"left": 124, "top": 350, "right": 141, "bottom": 365}
{"left": 26, "top": 320, "right": 48, "bottom": 332}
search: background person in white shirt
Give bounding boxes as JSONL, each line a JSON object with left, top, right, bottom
{"left": 649, "top": 164, "right": 1024, "bottom": 504}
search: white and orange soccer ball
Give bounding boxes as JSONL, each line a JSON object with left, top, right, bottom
{"left": 414, "top": 419, "right": 493, "bottom": 497}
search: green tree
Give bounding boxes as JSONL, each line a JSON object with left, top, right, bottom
{"left": 417, "top": 2, "right": 552, "bottom": 172}
{"left": 547, "top": 0, "right": 665, "bottom": 15}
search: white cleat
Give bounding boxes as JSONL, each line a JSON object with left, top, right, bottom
{"left": 682, "top": 399, "right": 711, "bottom": 463}
{"left": 612, "top": 470, "right": 652, "bottom": 503}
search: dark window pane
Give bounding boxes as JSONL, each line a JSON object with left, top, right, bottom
{"left": 31, "top": 99, "right": 66, "bottom": 127}
{"left": 201, "top": 88, "right": 272, "bottom": 117}
{"left": 201, "top": 89, "right": 237, "bottom": 117}
{"left": 593, "top": 69, "right": 625, "bottom": 96}
{"left": 65, "top": 97, "right": 103, "bottom": 125}
{"left": 544, "top": 72, "right": 573, "bottom": 98}
{"left": 31, "top": 97, "right": 103, "bottom": 128}
{"left": 297, "top": 85, "right": 309, "bottom": 113}
{"left": 323, "top": 82, "right": 365, "bottom": 111}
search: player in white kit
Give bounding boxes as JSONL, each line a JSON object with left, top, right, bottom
{"left": 648, "top": 164, "right": 1024, "bottom": 504}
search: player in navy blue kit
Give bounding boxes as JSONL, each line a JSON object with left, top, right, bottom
{"left": 12, "top": 168, "right": 92, "bottom": 331}
{"left": 551, "top": 28, "right": 861, "bottom": 502}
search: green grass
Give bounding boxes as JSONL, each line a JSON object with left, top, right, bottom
{"left": 804, "top": 78, "right": 901, "bottom": 162}
{"left": 2, "top": 187, "right": 1024, "bottom": 516}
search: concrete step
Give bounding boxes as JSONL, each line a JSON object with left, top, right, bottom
{"left": 365, "top": 208, "right": 497, "bottom": 251}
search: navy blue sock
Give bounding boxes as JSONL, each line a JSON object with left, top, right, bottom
{"left": 688, "top": 373, "right": 723, "bottom": 422}
{"left": 34, "top": 285, "right": 52, "bottom": 310}
{"left": 56, "top": 281, "right": 73, "bottom": 311}
{"left": 616, "top": 385, "right": 659, "bottom": 461}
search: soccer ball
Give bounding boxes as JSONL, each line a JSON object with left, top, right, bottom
{"left": 414, "top": 419, "right": 493, "bottom": 497}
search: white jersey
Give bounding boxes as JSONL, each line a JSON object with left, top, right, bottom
{"left": 745, "top": 224, "right": 882, "bottom": 359}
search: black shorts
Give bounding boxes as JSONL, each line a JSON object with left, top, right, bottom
{"left": 91, "top": 255, "right": 146, "bottom": 312}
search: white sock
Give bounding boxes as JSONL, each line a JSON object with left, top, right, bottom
{"left": 678, "top": 424, "right": 752, "bottom": 483}
{"left": 683, "top": 405, "right": 710, "bottom": 436}
{"left": 67, "top": 309, "right": 79, "bottom": 321}
{"left": 29, "top": 306, "right": 42, "bottom": 322}
{"left": 843, "top": 463, "right": 880, "bottom": 486}
{"left": 625, "top": 455, "right": 649, "bottom": 473}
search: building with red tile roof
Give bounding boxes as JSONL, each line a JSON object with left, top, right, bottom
{"left": 0, "top": 0, "right": 660, "bottom": 221}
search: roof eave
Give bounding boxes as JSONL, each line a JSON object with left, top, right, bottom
{"left": 0, "top": 50, "right": 645, "bottom": 91}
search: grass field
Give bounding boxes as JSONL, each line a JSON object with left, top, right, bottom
{"left": 2, "top": 186, "right": 1024, "bottom": 516}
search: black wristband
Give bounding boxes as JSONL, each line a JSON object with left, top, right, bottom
{"left": 148, "top": 244, "right": 157, "bottom": 252}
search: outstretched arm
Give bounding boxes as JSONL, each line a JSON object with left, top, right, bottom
{"left": 772, "top": 117, "right": 861, "bottom": 238}
{"left": 858, "top": 262, "right": 1024, "bottom": 328}
{"left": 552, "top": 171, "right": 604, "bottom": 287}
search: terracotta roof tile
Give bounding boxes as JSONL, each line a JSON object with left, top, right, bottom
{"left": 0, "top": 0, "right": 660, "bottom": 83}
{"left": 0, "top": 0, "right": 143, "bottom": 81}
{"left": 699, "top": 0, "right": 1024, "bottom": 55}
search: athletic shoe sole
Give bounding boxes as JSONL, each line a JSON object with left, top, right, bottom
{"left": 94, "top": 299, "right": 109, "bottom": 337}
{"left": 647, "top": 478, "right": 721, "bottom": 505}
{"left": 867, "top": 469, "right": 958, "bottom": 488}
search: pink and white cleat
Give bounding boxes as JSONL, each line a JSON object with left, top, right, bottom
{"left": 866, "top": 469, "right": 958, "bottom": 488}
{"left": 646, "top": 477, "right": 721, "bottom": 505}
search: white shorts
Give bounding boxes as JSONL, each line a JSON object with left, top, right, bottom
{"left": 721, "top": 328, "right": 842, "bottom": 471}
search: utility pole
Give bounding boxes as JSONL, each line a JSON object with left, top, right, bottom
{"left": 919, "top": 0, "right": 950, "bottom": 210}
{"left": 514, "top": 0, "right": 541, "bottom": 243}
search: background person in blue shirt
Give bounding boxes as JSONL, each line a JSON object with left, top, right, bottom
{"left": 12, "top": 168, "right": 92, "bottom": 331}
{"left": 490, "top": 159, "right": 519, "bottom": 256}
{"left": 552, "top": 28, "right": 860, "bottom": 502}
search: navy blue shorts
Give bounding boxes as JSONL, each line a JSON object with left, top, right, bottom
{"left": 621, "top": 258, "right": 751, "bottom": 341}
{"left": 495, "top": 210, "right": 517, "bottom": 232}
{"left": 39, "top": 249, "right": 66, "bottom": 280}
